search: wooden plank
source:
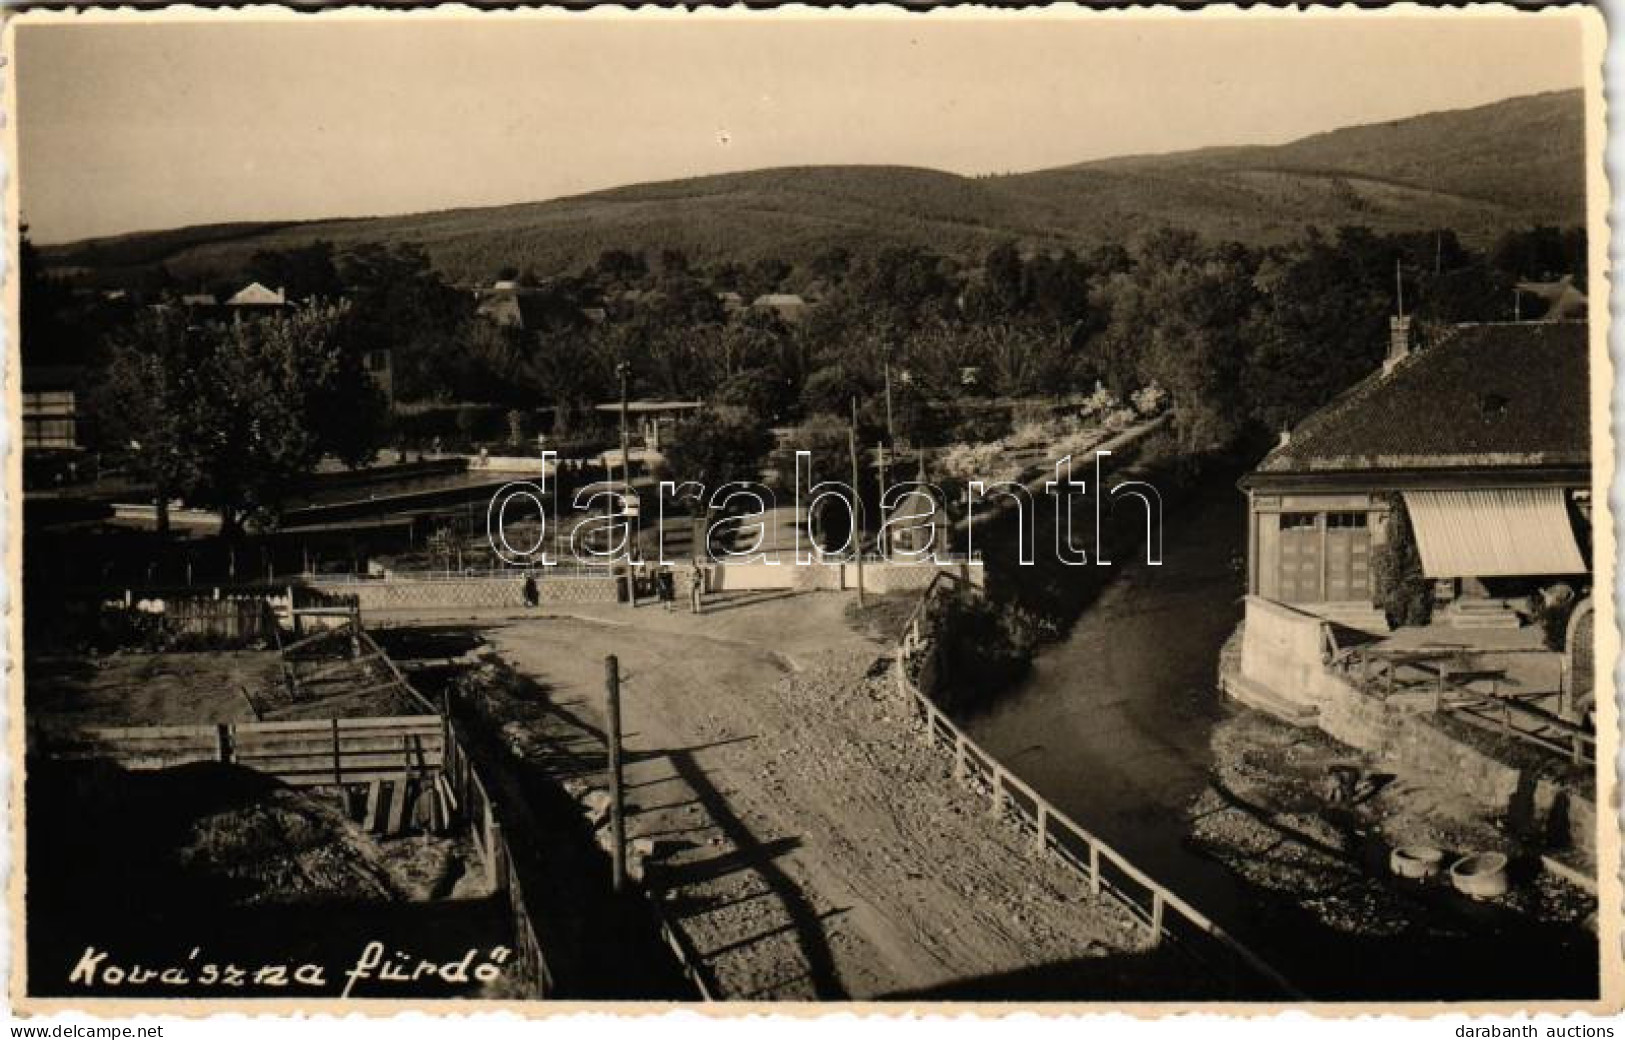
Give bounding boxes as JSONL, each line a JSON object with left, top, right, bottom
{"left": 234, "top": 750, "right": 445, "bottom": 773}
{"left": 362, "top": 780, "right": 384, "bottom": 831}
{"left": 291, "top": 652, "right": 384, "bottom": 685}
{"left": 235, "top": 714, "right": 439, "bottom": 735}
{"left": 282, "top": 769, "right": 427, "bottom": 789}
{"left": 436, "top": 771, "right": 459, "bottom": 815}
{"left": 331, "top": 717, "right": 343, "bottom": 786}
{"left": 235, "top": 722, "right": 442, "bottom": 743}
{"left": 72, "top": 723, "right": 220, "bottom": 740}
{"left": 57, "top": 735, "right": 221, "bottom": 752}
{"left": 385, "top": 777, "right": 409, "bottom": 835}
{"left": 428, "top": 782, "right": 446, "bottom": 832}
{"left": 258, "top": 681, "right": 418, "bottom": 721}
{"left": 234, "top": 734, "right": 443, "bottom": 756}
{"left": 335, "top": 714, "right": 443, "bottom": 730}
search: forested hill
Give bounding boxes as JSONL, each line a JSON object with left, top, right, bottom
{"left": 40, "top": 89, "right": 1584, "bottom": 286}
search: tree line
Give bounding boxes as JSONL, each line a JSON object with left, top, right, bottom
{"left": 22, "top": 222, "right": 1585, "bottom": 533}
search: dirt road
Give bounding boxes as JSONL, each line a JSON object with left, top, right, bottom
{"left": 449, "top": 591, "right": 1195, "bottom": 1000}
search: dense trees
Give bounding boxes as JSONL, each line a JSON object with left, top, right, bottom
{"left": 245, "top": 240, "right": 342, "bottom": 301}
{"left": 93, "top": 305, "right": 386, "bottom": 535}
{"left": 57, "top": 220, "right": 1586, "bottom": 504}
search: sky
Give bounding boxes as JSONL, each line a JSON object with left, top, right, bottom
{"left": 14, "top": 9, "right": 1590, "bottom": 244}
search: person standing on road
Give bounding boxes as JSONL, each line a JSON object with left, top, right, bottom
{"left": 522, "top": 572, "right": 539, "bottom": 608}
{"left": 689, "top": 561, "right": 706, "bottom": 615}
{"left": 658, "top": 565, "right": 676, "bottom": 612}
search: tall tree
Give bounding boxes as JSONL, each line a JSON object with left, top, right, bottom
{"left": 336, "top": 242, "right": 468, "bottom": 400}
{"left": 95, "top": 305, "right": 385, "bottom": 536}
{"left": 245, "top": 240, "right": 343, "bottom": 301}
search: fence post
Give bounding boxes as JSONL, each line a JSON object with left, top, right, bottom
{"left": 953, "top": 736, "right": 966, "bottom": 782}
{"left": 1034, "top": 804, "right": 1047, "bottom": 854}
{"left": 1089, "top": 842, "right": 1101, "bottom": 895}
{"left": 485, "top": 798, "right": 501, "bottom": 890}
{"left": 605, "top": 655, "right": 628, "bottom": 894}
{"left": 1149, "top": 890, "right": 1165, "bottom": 945}
{"left": 489, "top": 816, "right": 506, "bottom": 892}
{"left": 216, "top": 723, "right": 233, "bottom": 765}
{"left": 331, "top": 717, "right": 342, "bottom": 786}
{"left": 989, "top": 771, "right": 1005, "bottom": 818}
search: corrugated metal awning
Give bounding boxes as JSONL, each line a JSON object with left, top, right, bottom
{"left": 1401, "top": 488, "right": 1586, "bottom": 578}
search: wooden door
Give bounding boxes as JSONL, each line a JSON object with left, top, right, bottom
{"left": 1276, "top": 512, "right": 1322, "bottom": 603}
{"left": 1324, "top": 512, "right": 1372, "bottom": 603}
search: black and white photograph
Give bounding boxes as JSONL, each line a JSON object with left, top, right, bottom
{"left": 4, "top": 4, "right": 1616, "bottom": 1018}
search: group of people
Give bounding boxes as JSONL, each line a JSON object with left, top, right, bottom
{"left": 649, "top": 560, "right": 707, "bottom": 614}
{"left": 519, "top": 560, "right": 707, "bottom": 614}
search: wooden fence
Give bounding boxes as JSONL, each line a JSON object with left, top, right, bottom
{"left": 896, "top": 571, "right": 1301, "bottom": 999}
{"left": 1443, "top": 689, "right": 1596, "bottom": 766}
{"left": 48, "top": 715, "right": 445, "bottom": 787}
{"left": 441, "top": 713, "right": 552, "bottom": 996}
{"left": 1340, "top": 644, "right": 1596, "bottom": 767}
{"left": 48, "top": 709, "right": 553, "bottom": 996}
{"left": 160, "top": 596, "right": 280, "bottom": 642}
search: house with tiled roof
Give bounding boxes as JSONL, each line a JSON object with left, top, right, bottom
{"left": 224, "top": 281, "right": 287, "bottom": 308}
{"left": 750, "top": 293, "right": 808, "bottom": 323}
{"left": 1515, "top": 276, "right": 1588, "bottom": 321}
{"left": 1240, "top": 317, "right": 1591, "bottom": 629}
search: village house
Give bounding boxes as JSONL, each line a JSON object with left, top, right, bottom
{"left": 224, "top": 281, "right": 288, "bottom": 309}
{"left": 1240, "top": 316, "right": 1590, "bottom": 631}
{"left": 21, "top": 364, "right": 83, "bottom": 453}
{"left": 750, "top": 292, "right": 808, "bottom": 323}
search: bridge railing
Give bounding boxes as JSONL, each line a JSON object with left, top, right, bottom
{"left": 895, "top": 571, "right": 1302, "bottom": 999}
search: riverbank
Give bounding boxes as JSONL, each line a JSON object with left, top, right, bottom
{"left": 956, "top": 455, "right": 1600, "bottom": 1000}
{"left": 1190, "top": 707, "right": 1597, "bottom": 1000}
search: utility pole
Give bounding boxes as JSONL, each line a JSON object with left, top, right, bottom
{"left": 605, "top": 654, "right": 626, "bottom": 893}
{"left": 876, "top": 441, "right": 888, "bottom": 559}
{"left": 883, "top": 360, "right": 896, "bottom": 448}
{"left": 617, "top": 361, "right": 633, "bottom": 605}
{"left": 849, "top": 397, "right": 866, "bottom": 608}
{"left": 881, "top": 358, "right": 896, "bottom": 498}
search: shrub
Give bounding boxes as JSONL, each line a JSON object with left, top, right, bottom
{"left": 1080, "top": 381, "right": 1118, "bottom": 417}
{"left": 1371, "top": 494, "right": 1432, "bottom": 627}
{"left": 922, "top": 590, "right": 1054, "bottom": 711}
{"left": 1003, "top": 420, "right": 1056, "bottom": 450}
{"left": 939, "top": 441, "right": 1020, "bottom": 485}
{"left": 1131, "top": 381, "right": 1168, "bottom": 416}
{"left": 1529, "top": 584, "right": 1579, "bottom": 651}
{"left": 949, "top": 410, "right": 1010, "bottom": 444}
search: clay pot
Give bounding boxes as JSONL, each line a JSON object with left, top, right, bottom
{"left": 1450, "top": 852, "right": 1510, "bottom": 900}
{"left": 1390, "top": 845, "right": 1446, "bottom": 880}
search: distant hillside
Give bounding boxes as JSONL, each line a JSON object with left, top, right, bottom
{"left": 40, "top": 89, "right": 1585, "bottom": 286}
{"left": 1004, "top": 89, "right": 1585, "bottom": 243}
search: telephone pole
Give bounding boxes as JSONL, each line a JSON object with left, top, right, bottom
{"left": 605, "top": 655, "right": 627, "bottom": 893}
{"left": 617, "top": 361, "right": 633, "bottom": 604}
{"left": 883, "top": 360, "right": 896, "bottom": 448}
{"left": 849, "top": 397, "right": 866, "bottom": 608}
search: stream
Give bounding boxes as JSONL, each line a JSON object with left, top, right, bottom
{"left": 963, "top": 471, "right": 1253, "bottom": 930}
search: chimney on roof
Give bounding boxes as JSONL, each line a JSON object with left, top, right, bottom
{"left": 1384, "top": 316, "right": 1412, "bottom": 374}
{"left": 1277, "top": 427, "right": 1291, "bottom": 448}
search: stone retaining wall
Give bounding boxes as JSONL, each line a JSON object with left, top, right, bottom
{"left": 311, "top": 575, "right": 620, "bottom": 611}
{"left": 1224, "top": 602, "right": 1596, "bottom": 864}
{"left": 1313, "top": 672, "right": 1594, "bottom": 860}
